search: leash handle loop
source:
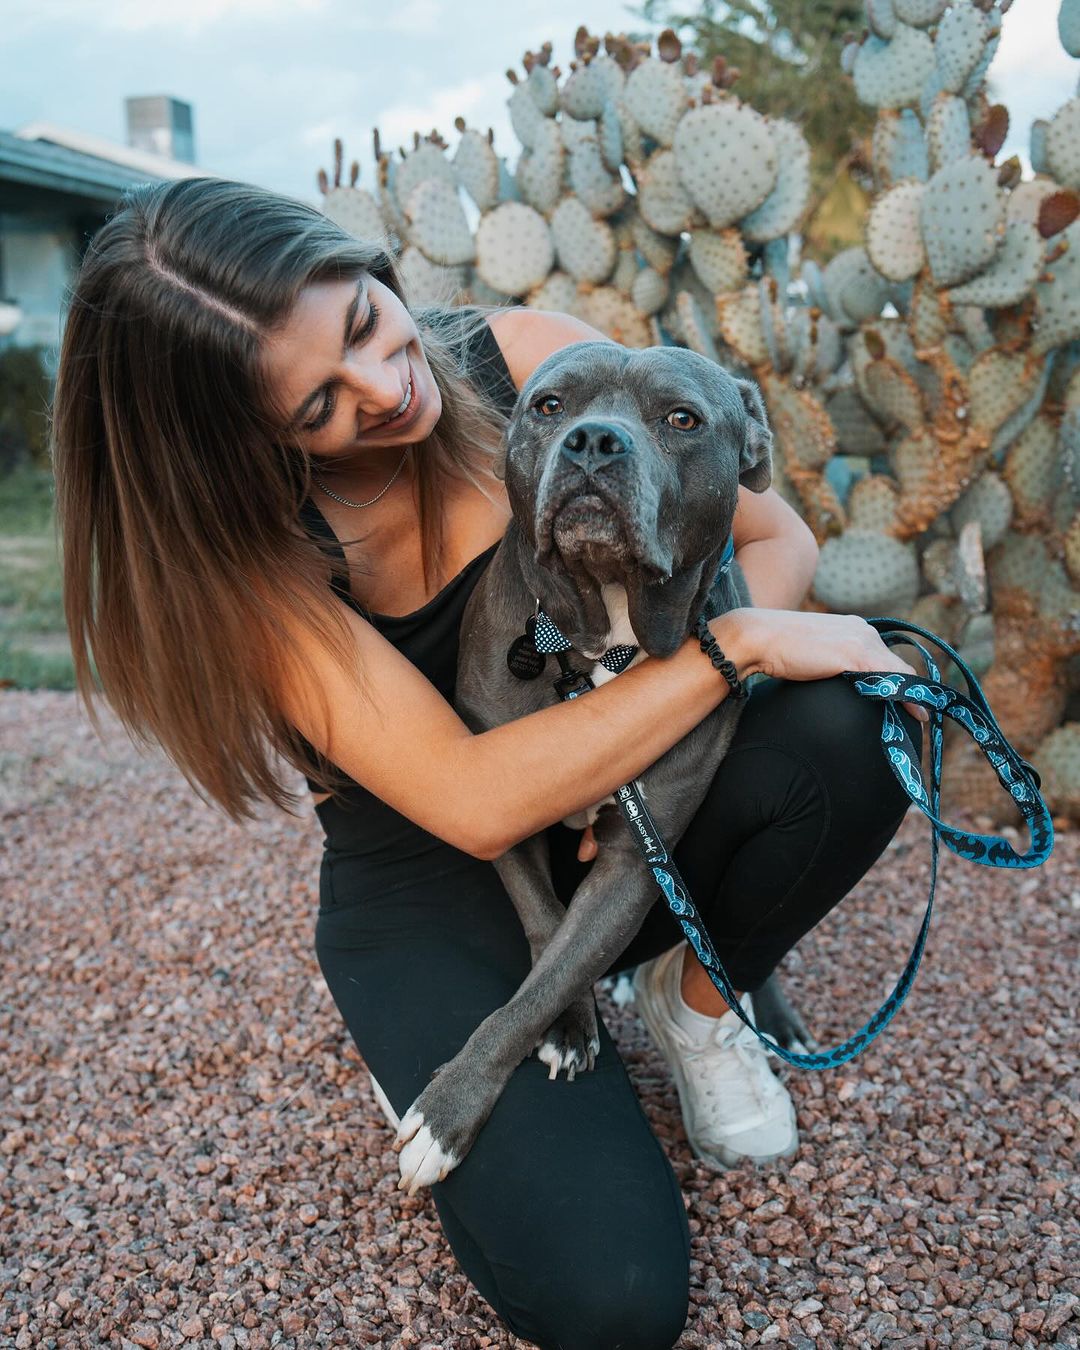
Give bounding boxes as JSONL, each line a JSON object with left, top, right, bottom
{"left": 843, "top": 617, "right": 1054, "bottom": 870}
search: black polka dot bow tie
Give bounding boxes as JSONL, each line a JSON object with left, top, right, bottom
{"left": 531, "top": 611, "right": 639, "bottom": 673}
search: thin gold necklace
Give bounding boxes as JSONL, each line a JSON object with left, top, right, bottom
{"left": 311, "top": 447, "right": 411, "bottom": 509}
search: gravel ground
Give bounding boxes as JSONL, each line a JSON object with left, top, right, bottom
{"left": 1, "top": 689, "right": 1078, "bottom": 1350}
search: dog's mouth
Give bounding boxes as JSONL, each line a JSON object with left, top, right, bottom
{"left": 539, "top": 487, "right": 672, "bottom": 583}
{"left": 551, "top": 493, "right": 625, "bottom": 551}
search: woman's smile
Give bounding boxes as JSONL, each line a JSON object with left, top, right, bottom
{"left": 364, "top": 358, "right": 422, "bottom": 437}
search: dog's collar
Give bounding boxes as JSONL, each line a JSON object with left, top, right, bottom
{"left": 531, "top": 533, "right": 736, "bottom": 674}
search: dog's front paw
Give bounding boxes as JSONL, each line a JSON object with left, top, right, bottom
{"left": 534, "top": 996, "right": 601, "bottom": 1081}
{"left": 391, "top": 1060, "right": 501, "bottom": 1195}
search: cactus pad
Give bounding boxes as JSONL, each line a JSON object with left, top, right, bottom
{"left": 1061, "top": 0, "right": 1080, "bottom": 57}
{"left": 738, "top": 119, "right": 812, "bottom": 243}
{"left": 950, "top": 471, "right": 1013, "bottom": 550}
{"left": 630, "top": 265, "right": 669, "bottom": 316}
{"left": 823, "top": 247, "right": 893, "bottom": 326}
{"left": 322, "top": 185, "right": 387, "bottom": 244}
{"left": 926, "top": 93, "right": 972, "bottom": 172}
{"left": 637, "top": 148, "right": 699, "bottom": 235}
{"left": 577, "top": 286, "right": 654, "bottom": 347}
{"left": 475, "top": 201, "right": 555, "bottom": 296}
{"left": 872, "top": 108, "right": 929, "bottom": 186}
{"left": 674, "top": 291, "right": 722, "bottom": 363}
{"left": 1003, "top": 413, "right": 1062, "bottom": 527}
{"left": 1033, "top": 722, "right": 1080, "bottom": 817}
{"left": 945, "top": 220, "right": 1044, "bottom": 308}
{"left": 867, "top": 180, "right": 927, "bottom": 281}
{"left": 561, "top": 62, "right": 609, "bottom": 121}
{"left": 716, "top": 286, "right": 769, "bottom": 365}
{"left": 934, "top": 1, "right": 991, "bottom": 96}
{"left": 688, "top": 228, "right": 749, "bottom": 295}
{"left": 853, "top": 23, "right": 936, "bottom": 110}
{"left": 568, "top": 140, "right": 626, "bottom": 217}
{"left": 919, "top": 154, "right": 1005, "bottom": 287}
{"left": 813, "top": 528, "right": 921, "bottom": 614}
{"left": 1033, "top": 218, "right": 1080, "bottom": 356}
{"left": 397, "top": 247, "right": 467, "bottom": 307}
{"left": 624, "top": 56, "right": 688, "bottom": 147}
{"left": 848, "top": 473, "right": 902, "bottom": 532}
{"left": 527, "top": 270, "right": 580, "bottom": 314}
{"left": 404, "top": 178, "right": 476, "bottom": 267}
{"left": 893, "top": 0, "right": 947, "bottom": 25}
{"left": 453, "top": 129, "right": 500, "bottom": 212}
{"left": 1045, "top": 97, "right": 1080, "bottom": 191}
{"left": 551, "top": 196, "right": 617, "bottom": 283}
{"left": 673, "top": 104, "right": 778, "bottom": 230}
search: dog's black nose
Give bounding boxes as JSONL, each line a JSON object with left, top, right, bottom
{"left": 560, "top": 421, "right": 632, "bottom": 466}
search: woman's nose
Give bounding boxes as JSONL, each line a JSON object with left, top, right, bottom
{"left": 342, "top": 355, "right": 408, "bottom": 421}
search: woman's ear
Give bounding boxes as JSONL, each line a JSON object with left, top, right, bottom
{"left": 736, "top": 377, "right": 773, "bottom": 493}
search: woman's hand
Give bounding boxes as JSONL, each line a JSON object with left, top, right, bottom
{"left": 717, "top": 608, "right": 931, "bottom": 724}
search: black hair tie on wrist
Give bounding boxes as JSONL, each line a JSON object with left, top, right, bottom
{"left": 695, "top": 616, "right": 749, "bottom": 701}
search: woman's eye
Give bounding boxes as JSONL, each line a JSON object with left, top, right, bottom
{"left": 666, "top": 408, "right": 699, "bottom": 430}
{"left": 303, "top": 300, "right": 381, "bottom": 433}
{"left": 534, "top": 395, "right": 563, "bottom": 416}
{"left": 305, "top": 394, "right": 336, "bottom": 432}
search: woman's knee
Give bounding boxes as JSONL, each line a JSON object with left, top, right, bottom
{"left": 750, "top": 674, "right": 923, "bottom": 818}
{"left": 503, "top": 1251, "right": 690, "bottom": 1350}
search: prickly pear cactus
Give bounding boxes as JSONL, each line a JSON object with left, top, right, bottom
{"left": 314, "top": 8, "right": 1080, "bottom": 825}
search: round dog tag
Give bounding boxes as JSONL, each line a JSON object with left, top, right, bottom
{"left": 506, "top": 627, "right": 546, "bottom": 679}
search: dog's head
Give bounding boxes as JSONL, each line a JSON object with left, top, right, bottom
{"left": 497, "top": 342, "right": 773, "bottom": 656}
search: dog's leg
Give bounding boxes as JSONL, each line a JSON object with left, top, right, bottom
{"left": 490, "top": 836, "right": 601, "bottom": 1080}
{"left": 392, "top": 821, "right": 654, "bottom": 1193}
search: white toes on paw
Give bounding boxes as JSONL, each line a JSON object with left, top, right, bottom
{"left": 536, "top": 1040, "right": 574, "bottom": 1080}
{"left": 536, "top": 1035, "right": 599, "bottom": 1080}
{"left": 393, "top": 1110, "right": 459, "bottom": 1195}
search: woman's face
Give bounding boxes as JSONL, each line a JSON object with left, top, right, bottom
{"left": 264, "top": 272, "right": 442, "bottom": 462}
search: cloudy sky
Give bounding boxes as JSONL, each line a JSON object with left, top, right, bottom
{"left": 0, "top": 0, "right": 1074, "bottom": 207}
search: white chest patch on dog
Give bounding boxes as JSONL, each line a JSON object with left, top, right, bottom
{"left": 562, "top": 582, "right": 646, "bottom": 831}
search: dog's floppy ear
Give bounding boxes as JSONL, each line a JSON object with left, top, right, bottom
{"left": 735, "top": 377, "right": 772, "bottom": 493}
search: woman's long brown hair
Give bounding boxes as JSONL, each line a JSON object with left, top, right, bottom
{"left": 51, "top": 176, "right": 511, "bottom": 821}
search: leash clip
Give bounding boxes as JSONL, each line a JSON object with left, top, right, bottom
{"left": 553, "top": 667, "right": 595, "bottom": 701}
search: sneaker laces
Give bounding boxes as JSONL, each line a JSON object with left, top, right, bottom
{"left": 680, "top": 1004, "right": 787, "bottom": 1125}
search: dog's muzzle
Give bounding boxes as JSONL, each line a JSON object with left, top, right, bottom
{"left": 536, "top": 419, "right": 663, "bottom": 571}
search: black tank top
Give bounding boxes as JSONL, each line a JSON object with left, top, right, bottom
{"left": 296, "top": 311, "right": 518, "bottom": 855}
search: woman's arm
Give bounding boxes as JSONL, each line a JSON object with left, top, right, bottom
{"left": 278, "top": 598, "right": 925, "bottom": 861}
{"left": 730, "top": 484, "right": 820, "bottom": 611}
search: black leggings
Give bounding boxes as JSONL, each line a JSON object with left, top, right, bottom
{"left": 314, "top": 675, "right": 922, "bottom": 1350}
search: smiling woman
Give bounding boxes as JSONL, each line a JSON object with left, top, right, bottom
{"left": 263, "top": 271, "right": 445, "bottom": 523}
{"left": 49, "top": 174, "right": 929, "bottom": 1350}
{"left": 51, "top": 176, "right": 522, "bottom": 817}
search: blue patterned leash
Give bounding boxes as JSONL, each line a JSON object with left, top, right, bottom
{"left": 538, "top": 606, "right": 1054, "bottom": 1070}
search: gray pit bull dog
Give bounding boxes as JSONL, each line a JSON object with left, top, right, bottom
{"left": 392, "top": 341, "right": 814, "bottom": 1194}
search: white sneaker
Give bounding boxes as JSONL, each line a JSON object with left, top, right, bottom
{"left": 632, "top": 942, "right": 799, "bottom": 1170}
{"left": 369, "top": 1070, "right": 400, "bottom": 1129}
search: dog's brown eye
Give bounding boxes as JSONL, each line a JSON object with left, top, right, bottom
{"left": 535, "top": 396, "right": 563, "bottom": 416}
{"left": 667, "top": 408, "right": 698, "bottom": 430}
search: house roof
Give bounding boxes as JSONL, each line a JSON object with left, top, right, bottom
{"left": 0, "top": 122, "right": 203, "bottom": 211}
